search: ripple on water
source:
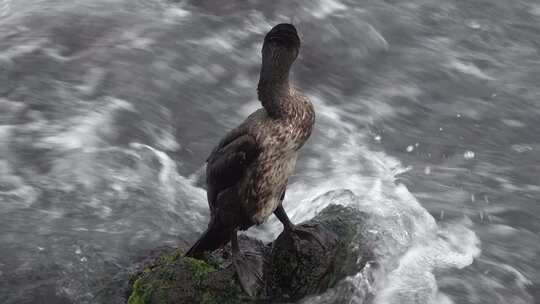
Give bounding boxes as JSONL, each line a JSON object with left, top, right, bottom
{"left": 447, "top": 59, "right": 495, "bottom": 80}
{"left": 0, "top": 0, "right": 10, "bottom": 18}
{"left": 0, "top": 160, "right": 38, "bottom": 212}
{"left": 2, "top": 0, "right": 534, "bottom": 303}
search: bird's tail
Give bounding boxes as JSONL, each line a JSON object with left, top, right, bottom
{"left": 185, "top": 219, "right": 233, "bottom": 259}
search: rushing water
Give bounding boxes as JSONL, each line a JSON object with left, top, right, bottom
{"left": 1, "top": 0, "right": 539, "bottom": 303}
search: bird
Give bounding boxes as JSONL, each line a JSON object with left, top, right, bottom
{"left": 185, "top": 23, "right": 315, "bottom": 297}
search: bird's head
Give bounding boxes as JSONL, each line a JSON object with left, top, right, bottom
{"left": 261, "top": 23, "right": 300, "bottom": 70}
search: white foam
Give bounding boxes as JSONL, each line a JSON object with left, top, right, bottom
{"left": 119, "top": 30, "right": 155, "bottom": 50}
{"left": 463, "top": 150, "right": 475, "bottom": 159}
{"left": 129, "top": 142, "right": 208, "bottom": 227}
{"left": 74, "top": 67, "right": 106, "bottom": 95}
{"left": 0, "top": 160, "right": 39, "bottom": 212}
{"left": 191, "top": 35, "right": 236, "bottom": 53}
{"left": 365, "top": 23, "right": 389, "bottom": 51}
{"left": 529, "top": 4, "right": 540, "bottom": 16}
{"left": 244, "top": 11, "right": 272, "bottom": 35}
{"left": 511, "top": 144, "right": 533, "bottom": 153}
{"left": 277, "top": 182, "right": 480, "bottom": 304}
{"left": 187, "top": 14, "right": 267, "bottom": 57}
{"left": 374, "top": 219, "right": 480, "bottom": 304}
{"left": 0, "top": 0, "right": 10, "bottom": 18}
{"left": 0, "top": 125, "right": 11, "bottom": 143}
{"left": 130, "top": 143, "right": 175, "bottom": 196}
{"left": 502, "top": 118, "right": 526, "bottom": 128}
{"left": 38, "top": 97, "right": 135, "bottom": 150}
{"left": 164, "top": 6, "right": 191, "bottom": 22}
{"left": 467, "top": 20, "right": 481, "bottom": 29}
{"left": 0, "top": 38, "right": 47, "bottom": 62}
{"left": 311, "top": 0, "right": 347, "bottom": 19}
{"left": 142, "top": 111, "right": 181, "bottom": 151}
{"left": 186, "top": 64, "right": 220, "bottom": 84}
{"left": 447, "top": 60, "right": 494, "bottom": 80}
{"left": 0, "top": 98, "right": 25, "bottom": 121}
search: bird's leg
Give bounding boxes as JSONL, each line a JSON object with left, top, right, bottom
{"left": 274, "top": 204, "right": 326, "bottom": 249}
{"left": 230, "top": 229, "right": 264, "bottom": 298}
{"left": 274, "top": 185, "right": 295, "bottom": 231}
{"left": 274, "top": 204, "right": 295, "bottom": 232}
{"left": 231, "top": 228, "right": 240, "bottom": 254}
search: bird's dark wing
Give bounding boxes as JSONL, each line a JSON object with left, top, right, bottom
{"left": 206, "top": 127, "right": 259, "bottom": 210}
{"left": 186, "top": 129, "right": 258, "bottom": 259}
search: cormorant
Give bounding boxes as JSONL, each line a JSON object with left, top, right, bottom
{"left": 185, "top": 23, "right": 315, "bottom": 297}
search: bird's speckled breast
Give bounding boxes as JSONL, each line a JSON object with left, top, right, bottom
{"left": 243, "top": 152, "right": 297, "bottom": 224}
{"left": 239, "top": 93, "right": 315, "bottom": 225}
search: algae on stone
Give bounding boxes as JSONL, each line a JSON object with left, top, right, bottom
{"left": 126, "top": 202, "right": 373, "bottom": 303}
{"left": 127, "top": 248, "right": 245, "bottom": 304}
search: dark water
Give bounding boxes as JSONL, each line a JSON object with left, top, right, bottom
{"left": 1, "top": 0, "right": 539, "bottom": 303}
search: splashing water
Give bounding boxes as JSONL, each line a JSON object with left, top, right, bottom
{"left": 1, "top": 0, "right": 538, "bottom": 303}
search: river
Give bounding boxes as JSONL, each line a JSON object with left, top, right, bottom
{"left": 0, "top": 0, "right": 538, "bottom": 303}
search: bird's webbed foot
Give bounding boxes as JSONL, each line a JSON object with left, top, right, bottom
{"left": 230, "top": 230, "right": 265, "bottom": 299}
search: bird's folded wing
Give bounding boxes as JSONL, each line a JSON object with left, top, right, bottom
{"left": 206, "top": 131, "right": 259, "bottom": 208}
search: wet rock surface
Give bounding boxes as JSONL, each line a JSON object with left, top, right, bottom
{"left": 125, "top": 203, "right": 374, "bottom": 303}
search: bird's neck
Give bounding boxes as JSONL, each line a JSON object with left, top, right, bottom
{"left": 257, "top": 61, "right": 291, "bottom": 118}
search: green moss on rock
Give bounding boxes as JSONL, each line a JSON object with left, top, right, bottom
{"left": 184, "top": 257, "right": 216, "bottom": 285}
{"left": 127, "top": 250, "right": 244, "bottom": 304}
{"left": 127, "top": 277, "right": 156, "bottom": 304}
{"left": 126, "top": 202, "right": 372, "bottom": 303}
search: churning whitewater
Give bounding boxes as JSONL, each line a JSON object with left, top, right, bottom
{"left": 2, "top": 0, "right": 539, "bottom": 303}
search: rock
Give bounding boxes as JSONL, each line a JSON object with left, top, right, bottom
{"left": 126, "top": 197, "right": 374, "bottom": 303}
{"left": 268, "top": 204, "right": 371, "bottom": 301}
{"left": 126, "top": 248, "right": 246, "bottom": 304}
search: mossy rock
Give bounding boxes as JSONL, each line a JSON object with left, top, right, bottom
{"left": 127, "top": 248, "right": 246, "bottom": 304}
{"left": 267, "top": 204, "right": 368, "bottom": 301}
{"left": 126, "top": 202, "right": 371, "bottom": 303}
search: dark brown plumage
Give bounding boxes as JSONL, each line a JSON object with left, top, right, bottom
{"left": 185, "top": 24, "right": 315, "bottom": 295}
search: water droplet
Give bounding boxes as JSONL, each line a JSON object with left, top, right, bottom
{"left": 374, "top": 135, "right": 381, "bottom": 142}
{"left": 464, "top": 150, "right": 475, "bottom": 159}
